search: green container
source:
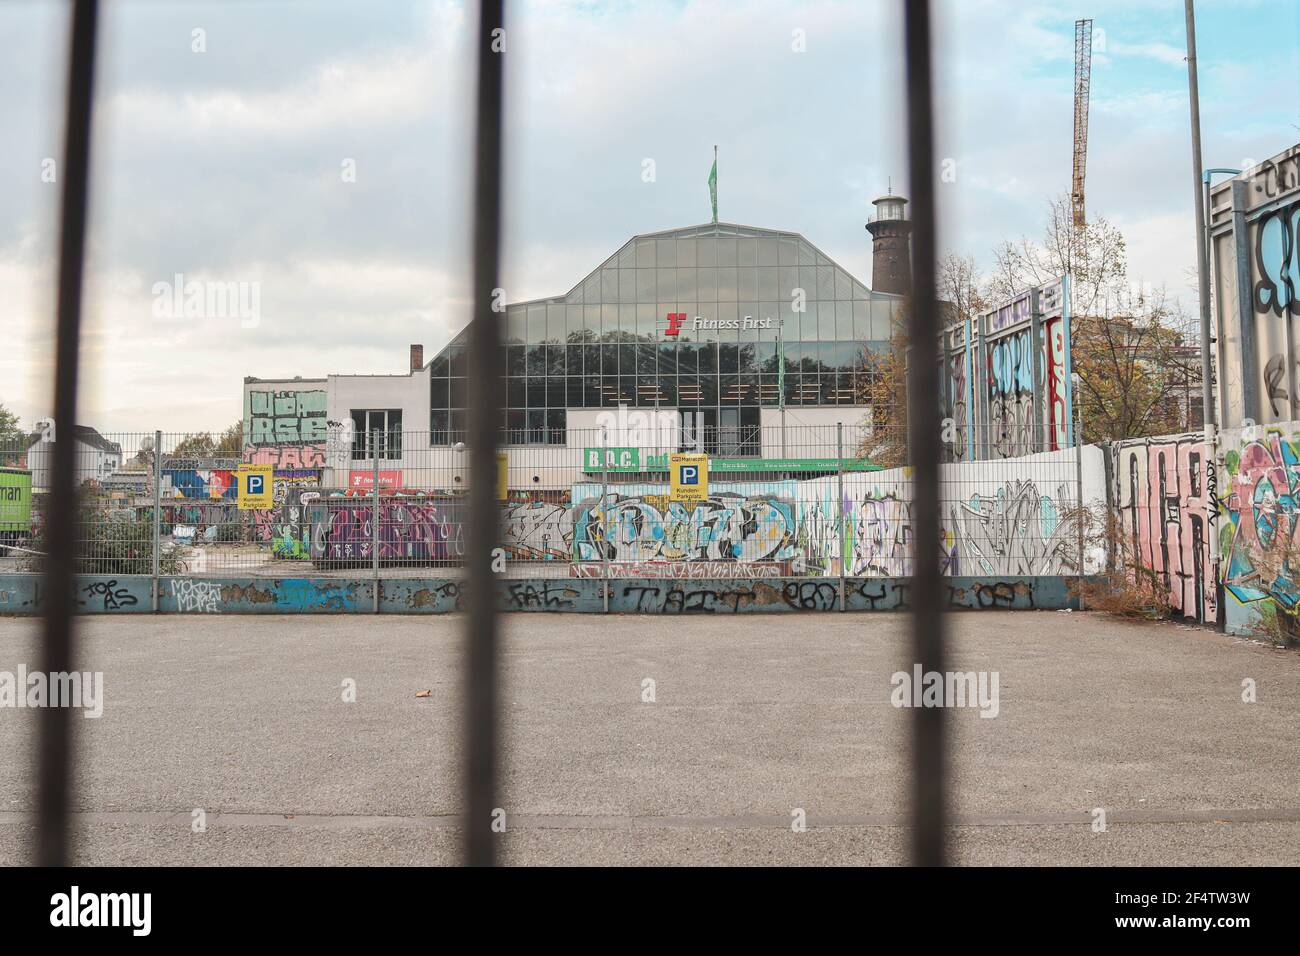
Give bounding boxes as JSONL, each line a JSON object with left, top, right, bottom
{"left": 0, "top": 467, "right": 32, "bottom": 551}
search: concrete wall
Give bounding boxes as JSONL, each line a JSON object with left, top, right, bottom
{"left": 0, "top": 573, "right": 1084, "bottom": 615}
{"left": 1110, "top": 433, "right": 1218, "bottom": 623}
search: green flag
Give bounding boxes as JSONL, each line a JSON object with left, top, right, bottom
{"left": 708, "top": 154, "right": 718, "bottom": 223}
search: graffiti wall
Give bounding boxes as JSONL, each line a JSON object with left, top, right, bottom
{"left": 570, "top": 482, "right": 799, "bottom": 565}
{"left": 1110, "top": 434, "right": 1217, "bottom": 623}
{"left": 940, "top": 277, "right": 1072, "bottom": 461}
{"left": 570, "top": 448, "right": 1106, "bottom": 577}
{"left": 243, "top": 385, "right": 328, "bottom": 469}
{"left": 1219, "top": 423, "right": 1300, "bottom": 639}
{"left": 306, "top": 497, "right": 466, "bottom": 565}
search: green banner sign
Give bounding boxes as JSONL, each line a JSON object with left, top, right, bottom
{"left": 582, "top": 448, "right": 878, "bottom": 474}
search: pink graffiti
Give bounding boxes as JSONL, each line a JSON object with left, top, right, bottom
{"left": 243, "top": 444, "right": 326, "bottom": 469}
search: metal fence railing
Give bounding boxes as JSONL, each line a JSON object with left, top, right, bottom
{"left": 0, "top": 425, "right": 1086, "bottom": 581}
{"left": 31, "top": 0, "right": 949, "bottom": 869}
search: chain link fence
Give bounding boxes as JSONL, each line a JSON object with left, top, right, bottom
{"left": 0, "top": 423, "right": 1091, "bottom": 582}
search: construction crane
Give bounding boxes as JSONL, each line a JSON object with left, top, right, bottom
{"left": 1072, "top": 18, "right": 1093, "bottom": 232}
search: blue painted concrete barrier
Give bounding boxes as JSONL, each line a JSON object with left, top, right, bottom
{"left": 0, "top": 574, "right": 1084, "bottom": 615}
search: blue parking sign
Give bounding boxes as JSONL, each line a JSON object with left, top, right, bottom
{"left": 680, "top": 464, "right": 699, "bottom": 485}
{"left": 248, "top": 474, "right": 265, "bottom": 495}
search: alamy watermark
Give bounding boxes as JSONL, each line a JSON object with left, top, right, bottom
{"left": 890, "top": 665, "right": 999, "bottom": 718}
{"left": 151, "top": 273, "right": 260, "bottom": 328}
{"left": 0, "top": 666, "right": 103, "bottom": 718}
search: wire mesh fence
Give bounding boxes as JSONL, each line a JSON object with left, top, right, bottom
{"left": 0, "top": 423, "right": 1089, "bottom": 581}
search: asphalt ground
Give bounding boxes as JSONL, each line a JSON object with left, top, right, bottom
{"left": 0, "top": 610, "right": 1295, "bottom": 865}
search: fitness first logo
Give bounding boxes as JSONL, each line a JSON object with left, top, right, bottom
{"left": 663, "top": 312, "right": 774, "bottom": 336}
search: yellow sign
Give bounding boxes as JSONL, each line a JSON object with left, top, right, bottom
{"left": 237, "top": 464, "right": 273, "bottom": 510}
{"left": 497, "top": 453, "right": 508, "bottom": 501}
{"left": 669, "top": 453, "right": 708, "bottom": 502}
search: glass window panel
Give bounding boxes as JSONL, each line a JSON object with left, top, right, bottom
{"left": 428, "top": 350, "right": 449, "bottom": 376}
{"left": 720, "top": 374, "right": 740, "bottom": 404}
{"left": 872, "top": 300, "right": 896, "bottom": 340}
{"left": 656, "top": 268, "right": 675, "bottom": 299}
{"left": 584, "top": 303, "right": 600, "bottom": 333}
{"left": 798, "top": 241, "right": 816, "bottom": 266}
{"left": 697, "top": 267, "right": 717, "bottom": 301}
{"left": 506, "top": 306, "right": 527, "bottom": 343}
{"left": 526, "top": 409, "right": 545, "bottom": 443}
{"left": 601, "top": 344, "right": 618, "bottom": 375}
{"left": 527, "top": 378, "right": 546, "bottom": 406}
{"left": 717, "top": 266, "right": 738, "bottom": 301}
{"left": 716, "top": 237, "right": 737, "bottom": 266}
{"left": 636, "top": 268, "right": 655, "bottom": 302}
{"left": 697, "top": 236, "right": 716, "bottom": 267}
{"left": 547, "top": 378, "right": 566, "bottom": 406}
{"left": 819, "top": 302, "right": 837, "bottom": 340}
{"left": 757, "top": 266, "right": 778, "bottom": 301}
{"left": 566, "top": 344, "right": 583, "bottom": 374}
{"left": 658, "top": 342, "right": 677, "bottom": 375}
{"left": 757, "top": 237, "right": 778, "bottom": 266}
{"left": 619, "top": 343, "right": 635, "bottom": 373}
{"left": 817, "top": 266, "right": 835, "bottom": 299}
{"left": 601, "top": 268, "right": 618, "bottom": 301}
{"left": 836, "top": 301, "right": 854, "bottom": 339}
{"left": 636, "top": 238, "right": 656, "bottom": 268}
{"left": 698, "top": 375, "right": 718, "bottom": 405}
{"left": 430, "top": 378, "right": 449, "bottom": 408}
{"left": 737, "top": 237, "right": 757, "bottom": 266}
{"left": 507, "top": 378, "right": 525, "bottom": 407}
{"left": 618, "top": 303, "right": 635, "bottom": 335}
{"left": 738, "top": 268, "right": 757, "bottom": 300}
{"left": 637, "top": 343, "right": 656, "bottom": 374}
{"left": 853, "top": 280, "right": 870, "bottom": 300}
{"left": 656, "top": 238, "right": 676, "bottom": 267}
{"left": 619, "top": 268, "right": 636, "bottom": 304}
{"left": 677, "top": 239, "right": 697, "bottom": 267}
{"left": 546, "top": 343, "right": 565, "bottom": 375}
{"left": 450, "top": 377, "right": 467, "bottom": 406}
{"left": 854, "top": 300, "right": 872, "bottom": 339}
{"left": 430, "top": 410, "right": 450, "bottom": 444}
{"left": 450, "top": 345, "right": 468, "bottom": 376}
{"left": 566, "top": 304, "right": 584, "bottom": 337}
{"left": 778, "top": 266, "right": 799, "bottom": 303}
{"left": 835, "top": 269, "right": 852, "bottom": 300}
{"left": 547, "top": 304, "right": 565, "bottom": 339}
{"left": 583, "top": 274, "right": 601, "bottom": 302}
{"left": 737, "top": 342, "right": 759, "bottom": 373}
{"left": 697, "top": 342, "right": 718, "bottom": 373}
{"left": 546, "top": 409, "right": 566, "bottom": 444}
{"left": 799, "top": 266, "right": 819, "bottom": 301}
{"left": 677, "top": 268, "right": 697, "bottom": 300}
{"left": 778, "top": 239, "right": 798, "bottom": 266}
{"left": 525, "top": 305, "right": 544, "bottom": 342}
{"left": 719, "top": 343, "right": 739, "bottom": 373}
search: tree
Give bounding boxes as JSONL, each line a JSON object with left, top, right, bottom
{"left": 214, "top": 420, "right": 243, "bottom": 457}
{"left": 855, "top": 254, "right": 988, "bottom": 466}
{"left": 171, "top": 432, "right": 217, "bottom": 458}
{"left": 0, "top": 403, "right": 24, "bottom": 466}
{"left": 991, "top": 193, "right": 1203, "bottom": 442}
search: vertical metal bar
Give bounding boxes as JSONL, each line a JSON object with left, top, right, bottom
{"left": 1075, "top": 398, "right": 1086, "bottom": 611}
{"left": 836, "top": 422, "right": 846, "bottom": 611}
{"left": 601, "top": 426, "right": 610, "bottom": 611}
{"left": 464, "top": 0, "right": 505, "bottom": 867}
{"left": 37, "top": 0, "right": 99, "bottom": 868}
{"left": 1184, "top": 0, "right": 1216, "bottom": 430}
{"left": 903, "top": 0, "right": 946, "bottom": 868}
{"left": 372, "top": 429, "right": 380, "bottom": 614}
{"left": 152, "top": 429, "right": 162, "bottom": 611}
{"left": 1029, "top": 289, "right": 1043, "bottom": 452}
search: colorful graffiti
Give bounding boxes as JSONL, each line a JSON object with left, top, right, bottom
{"left": 502, "top": 499, "right": 573, "bottom": 560}
{"left": 571, "top": 483, "right": 797, "bottom": 564}
{"left": 1221, "top": 429, "right": 1300, "bottom": 639}
{"left": 243, "top": 387, "right": 327, "bottom": 469}
{"left": 1111, "top": 434, "right": 1216, "bottom": 623}
{"left": 988, "top": 327, "right": 1037, "bottom": 459}
{"left": 307, "top": 499, "right": 466, "bottom": 565}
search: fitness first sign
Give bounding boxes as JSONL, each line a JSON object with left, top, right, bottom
{"left": 664, "top": 312, "right": 776, "bottom": 336}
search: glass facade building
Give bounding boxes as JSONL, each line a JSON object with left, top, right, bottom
{"left": 428, "top": 222, "right": 902, "bottom": 449}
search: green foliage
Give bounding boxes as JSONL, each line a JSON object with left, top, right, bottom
{"left": 21, "top": 507, "right": 188, "bottom": 575}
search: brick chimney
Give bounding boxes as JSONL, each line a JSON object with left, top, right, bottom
{"left": 410, "top": 344, "right": 423, "bottom": 371}
{"left": 865, "top": 192, "right": 912, "bottom": 296}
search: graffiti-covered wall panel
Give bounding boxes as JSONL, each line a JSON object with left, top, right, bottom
{"left": 243, "top": 383, "right": 328, "bottom": 468}
{"left": 1110, "top": 434, "right": 1217, "bottom": 623}
{"left": 1219, "top": 423, "right": 1300, "bottom": 639}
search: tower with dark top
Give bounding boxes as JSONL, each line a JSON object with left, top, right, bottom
{"left": 866, "top": 192, "right": 912, "bottom": 296}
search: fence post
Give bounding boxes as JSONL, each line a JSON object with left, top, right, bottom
{"left": 372, "top": 429, "right": 380, "bottom": 614}
{"left": 836, "top": 422, "right": 846, "bottom": 611}
{"left": 601, "top": 426, "right": 610, "bottom": 613}
{"left": 1074, "top": 396, "right": 1085, "bottom": 611}
{"left": 152, "top": 428, "right": 161, "bottom": 612}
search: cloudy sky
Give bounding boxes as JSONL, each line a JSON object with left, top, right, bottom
{"left": 1, "top": 0, "right": 1297, "bottom": 434}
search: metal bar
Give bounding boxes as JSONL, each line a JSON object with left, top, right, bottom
{"left": 1029, "top": 288, "right": 1044, "bottom": 452}
{"left": 1075, "top": 396, "right": 1086, "bottom": 611}
{"left": 1184, "top": 0, "right": 1216, "bottom": 430}
{"left": 902, "top": 0, "right": 946, "bottom": 867}
{"left": 836, "top": 422, "right": 846, "bottom": 611}
{"left": 464, "top": 0, "right": 506, "bottom": 867}
{"left": 152, "top": 428, "right": 162, "bottom": 612}
{"left": 601, "top": 425, "right": 610, "bottom": 611}
{"left": 36, "top": 0, "right": 99, "bottom": 868}
{"left": 372, "top": 429, "right": 380, "bottom": 614}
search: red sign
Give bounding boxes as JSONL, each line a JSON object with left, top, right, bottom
{"left": 348, "top": 470, "right": 402, "bottom": 490}
{"left": 664, "top": 312, "right": 687, "bottom": 336}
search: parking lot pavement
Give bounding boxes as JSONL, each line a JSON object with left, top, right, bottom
{"left": 0, "top": 610, "right": 1295, "bottom": 865}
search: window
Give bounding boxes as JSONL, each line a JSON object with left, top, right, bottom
{"left": 350, "top": 409, "right": 402, "bottom": 460}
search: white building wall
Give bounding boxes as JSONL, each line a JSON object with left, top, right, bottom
{"left": 759, "top": 406, "right": 870, "bottom": 459}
